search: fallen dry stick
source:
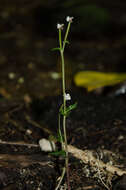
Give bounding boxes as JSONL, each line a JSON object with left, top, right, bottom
{"left": 0, "top": 140, "right": 126, "bottom": 176}
{"left": 68, "top": 145, "right": 126, "bottom": 176}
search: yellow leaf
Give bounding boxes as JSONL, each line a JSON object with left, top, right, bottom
{"left": 74, "top": 71, "right": 126, "bottom": 91}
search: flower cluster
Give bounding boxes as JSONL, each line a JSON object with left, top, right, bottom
{"left": 57, "top": 16, "right": 74, "bottom": 30}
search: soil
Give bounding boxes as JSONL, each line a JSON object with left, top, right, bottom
{"left": 0, "top": 1, "right": 126, "bottom": 190}
{"left": 0, "top": 93, "right": 126, "bottom": 190}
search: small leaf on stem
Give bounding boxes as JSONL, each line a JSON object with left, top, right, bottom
{"left": 49, "top": 150, "right": 66, "bottom": 157}
{"left": 64, "top": 40, "right": 70, "bottom": 44}
{"left": 51, "top": 47, "right": 61, "bottom": 51}
{"left": 60, "top": 102, "right": 77, "bottom": 116}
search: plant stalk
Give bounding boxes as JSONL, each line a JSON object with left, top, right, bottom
{"left": 60, "top": 49, "right": 70, "bottom": 189}
{"left": 59, "top": 27, "right": 70, "bottom": 189}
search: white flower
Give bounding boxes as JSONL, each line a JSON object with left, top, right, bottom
{"left": 57, "top": 23, "right": 64, "bottom": 30}
{"left": 66, "top": 16, "right": 74, "bottom": 23}
{"left": 65, "top": 93, "right": 71, "bottom": 101}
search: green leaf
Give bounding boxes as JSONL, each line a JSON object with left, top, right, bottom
{"left": 57, "top": 131, "right": 64, "bottom": 143}
{"left": 59, "top": 107, "right": 65, "bottom": 116}
{"left": 48, "top": 135, "right": 57, "bottom": 143}
{"left": 49, "top": 150, "right": 66, "bottom": 157}
{"left": 60, "top": 102, "right": 77, "bottom": 116}
{"left": 74, "top": 71, "right": 126, "bottom": 91}
{"left": 65, "top": 102, "right": 77, "bottom": 115}
{"left": 49, "top": 133, "right": 64, "bottom": 144}
{"left": 51, "top": 47, "right": 61, "bottom": 51}
{"left": 59, "top": 104, "right": 63, "bottom": 113}
{"left": 64, "top": 40, "right": 70, "bottom": 44}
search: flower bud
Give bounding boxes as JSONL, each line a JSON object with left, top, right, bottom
{"left": 57, "top": 23, "right": 64, "bottom": 30}
{"left": 66, "top": 16, "right": 74, "bottom": 23}
{"left": 65, "top": 93, "right": 71, "bottom": 101}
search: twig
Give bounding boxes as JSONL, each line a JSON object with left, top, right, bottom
{"left": 55, "top": 167, "right": 66, "bottom": 190}
{"left": 67, "top": 145, "right": 126, "bottom": 176}
{"left": 0, "top": 140, "right": 39, "bottom": 148}
{"left": 0, "top": 140, "right": 126, "bottom": 176}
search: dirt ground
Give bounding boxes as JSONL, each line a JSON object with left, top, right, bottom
{"left": 0, "top": 93, "right": 126, "bottom": 190}
{"left": 0, "top": 1, "right": 126, "bottom": 190}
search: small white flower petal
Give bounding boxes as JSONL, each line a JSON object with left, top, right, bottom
{"left": 66, "top": 16, "right": 74, "bottom": 22}
{"left": 39, "top": 138, "right": 56, "bottom": 152}
{"left": 57, "top": 23, "right": 61, "bottom": 29}
{"left": 57, "top": 23, "right": 64, "bottom": 29}
{"left": 65, "top": 93, "right": 71, "bottom": 101}
{"left": 66, "top": 16, "right": 70, "bottom": 22}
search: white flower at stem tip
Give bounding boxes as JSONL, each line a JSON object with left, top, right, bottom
{"left": 66, "top": 16, "right": 74, "bottom": 23}
{"left": 65, "top": 93, "right": 71, "bottom": 101}
{"left": 57, "top": 23, "right": 64, "bottom": 30}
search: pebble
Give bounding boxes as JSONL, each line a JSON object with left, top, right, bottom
{"left": 39, "top": 138, "right": 56, "bottom": 152}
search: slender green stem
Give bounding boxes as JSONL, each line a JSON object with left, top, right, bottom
{"left": 58, "top": 113, "right": 63, "bottom": 149}
{"left": 58, "top": 28, "right": 67, "bottom": 153}
{"left": 59, "top": 29, "right": 62, "bottom": 50}
{"left": 55, "top": 167, "right": 66, "bottom": 190}
{"left": 63, "top": 22, "right": 71, "bottom": 51}
{"left": 58, "top": 22, "right": 71, "bottom": 190}
{"left": 60, "top": 48, "right": 68, "bottom": 159}
{"left": 60, "top": 46, "right": 70, "bottom": 190}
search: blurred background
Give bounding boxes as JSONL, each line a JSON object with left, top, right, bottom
{"left": 0, "top": 0, "right": 126, "bottom": 100}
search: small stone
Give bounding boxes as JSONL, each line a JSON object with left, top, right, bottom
{"left": 26, "top": 129, "right": 32, "bottom": 135}
{"left": 18, "top": 77, "right": 24, "bottom": 84}
{"left": 8, "top": 72, "right": 16, "bottom": 79}
{"left": 50, "top": 72, "right": 60, "bottom": 80}
{"left": 39, "top": 138, "right": 56, "bottom": 152}
{"left": 118, "top": 135, "right": 124, "bottom": 140}
{"left": 24, "top": 94, "right": 32, "bottom": 104}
